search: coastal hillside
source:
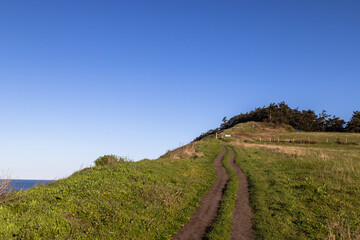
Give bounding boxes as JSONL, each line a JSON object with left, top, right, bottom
{"left": 0, "top": 141, "right": 222, "bottom": 239}
{"left": 1, "top": 121, "right": 360, "bottom": 239}
{"left": 2, "top": 1, "right": 360, "bottom": 239}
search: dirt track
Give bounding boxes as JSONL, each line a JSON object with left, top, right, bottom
{"left": 172, "top": 147, "right": 228, "bottom": 240}
{"left": 229, "top": 148, "right": 254, "bottom": 240}
{"left": 172, "top": 147, "right": 253, "bottom": 240}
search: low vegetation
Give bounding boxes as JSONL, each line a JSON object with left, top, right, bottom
{"left": 0, "top": 140, "right": 222, "bottom": 239}
{"left": 94, "top": 154, "right": 132, "bottom": 167}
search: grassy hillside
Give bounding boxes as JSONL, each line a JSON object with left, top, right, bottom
{"left": 1, "top": 121, "right": 360, "bottom": 239}
{"left": 222, "top": 122, "right": 360, "bottom": 239}
{"left": 0, "top": 140, "right": 221, "bottom": 239}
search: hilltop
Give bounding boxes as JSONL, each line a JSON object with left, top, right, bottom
{"left": 195, "top": 102, "right": 360, "bottom": 141}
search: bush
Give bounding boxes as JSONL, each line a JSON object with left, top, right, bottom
{"left": 94, "top": 155, "right": 131, "bottom": 167}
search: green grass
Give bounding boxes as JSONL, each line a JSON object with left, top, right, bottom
{"left": 206, "top": 147, "right": 238, "bottom": 240}
{"left": 0, "top": 140, "right": 222, "bottom": 239}
{"left": 224, "top": 121, "right": 295, "bottom": 135}
{"left": 2, "top": 121, "right": 360, "bottom": 239}
{"left": 275, "top": 131, "right": 360, "bottom": 145}
{"left": 233, "top": 141, "right": 360, "bottom": 239}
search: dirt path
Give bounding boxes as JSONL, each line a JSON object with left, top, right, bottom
{"left": 172, "top": 147, "right": 228, "bottom": 240}
{"left": 229, "top": 148, "right": 254, "bottom": 240}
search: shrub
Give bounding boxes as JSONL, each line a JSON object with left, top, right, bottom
{"left": 94, "top": 155, "right": 131, "bottom": 166}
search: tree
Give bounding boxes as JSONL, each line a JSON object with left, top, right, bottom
{"left": 325, "top": 116, "right": 345, "bottom": 132}
{"left": 289, "top": 107, "right": 302, "bottom": 130}
{"left": 193, "top": 102, "right": 353, "bottom": 141}
{"left": 265, "top": 103, "right": 278, "bottom": 123}
{"left": 220, "top": 117, "right": 228, "bottom": 129}
{"left": 346, "top": 111, "right": 360, "bottom": 132}
{"left": 277, "top": 101, "right": 292, "bottom": 125}
{"left": 317, "top": 110, "right": 330, "bottom": 131}
{"left": 299, "top": 110, "right": 318, "bottom": 131}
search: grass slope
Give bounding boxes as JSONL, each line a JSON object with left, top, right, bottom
{"left": 2, "top": 121, "right": 359, "bottom": 239}
{"left": 0, "top": 140, "right": 221, "bottom": 239}
{"left": 228, "top": 122, "right": 360, "bottom": 239}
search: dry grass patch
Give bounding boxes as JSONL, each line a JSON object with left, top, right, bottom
{"left": 327, "top": 221, "right": 360, "bottom": 240}
{"left": 0, "top": 177, "right": 12, "bottom": 202}
{"left": 230, "top": 141, "right": 338, "bottom": 162}
{"left": 232, "top": 132, "right": 275, "bottom": 142}
{"left": 230, "top": 141, "right": 308, "bottom": 158}
{"left": 252, "top": 123, "right": 290, "bottom": 133}
{"left": 319, "top": 152, "right": 330, "bottom": 161}
{"left": 161, "top": 142, "right": 205, "bottom": 159}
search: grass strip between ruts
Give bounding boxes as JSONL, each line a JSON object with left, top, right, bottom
{"left": 205, "top": 146, "right": 239, "bottom": 240}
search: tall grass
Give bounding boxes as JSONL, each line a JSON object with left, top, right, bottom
{"left": 0, "top": 176, "right": 11, "bottom": 202}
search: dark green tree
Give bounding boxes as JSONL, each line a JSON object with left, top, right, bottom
{"left": 325, "top": 116, "right": 345, "bottom": 132}
{"left": 346, "top": 111, "right": 360, "bottom": 133}
{"left": 317, "top": 110, "right": 330, "bottom": 131}
{"left": 277, "top": 101, "right": 292, "bottom": 125}
{"left": 299, "top": 110, "right": 318, "bottom": 131}
{"left": 220, "top": 117, "right": 228, "bottom": 129}
{"left": 265, "top": 103, "right": 278, "bottom": 123}
{"left": 194, "top": 102, "right": 353, "bottom": 141}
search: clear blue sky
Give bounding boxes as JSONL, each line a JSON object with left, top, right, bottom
{"left": 1, "top": 1, "right": 359, "bottom": 179}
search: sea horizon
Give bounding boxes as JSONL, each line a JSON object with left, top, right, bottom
{"left": 1, "top": 179, "right": 54, "bottom": 191}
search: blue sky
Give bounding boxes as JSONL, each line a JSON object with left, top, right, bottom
{"left": 1, "top": 1, "right": 359, "bottom": 179}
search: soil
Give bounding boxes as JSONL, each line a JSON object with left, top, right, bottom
{"left": 172, "top": 147, "right": 228, "bottom": 240}
{"left": 172, "top": 147, "right": 254, "bottom": 240}
{"left": 229, "top": 148, "right": 254, "bottom": 240}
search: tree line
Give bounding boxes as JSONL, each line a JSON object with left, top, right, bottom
{"left": 194, "top": 102, "right": 360, "bottom": 141}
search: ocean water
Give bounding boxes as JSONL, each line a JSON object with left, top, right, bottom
{"left": 2, "top": 179, "right": 54, "bottom": 191}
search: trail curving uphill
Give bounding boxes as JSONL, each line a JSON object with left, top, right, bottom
{"left": 229, "top": 148, "right": 254, "bottom": 240}
{"left": 172, "top": 147, "right": 228, "bottom": 240}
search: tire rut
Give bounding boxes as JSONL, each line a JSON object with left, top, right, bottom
{"left": 172, "top": 147, "right": 229, "bottom": 240}
{"left": 229, "top": 148, "right": 254, "bottom": 240}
